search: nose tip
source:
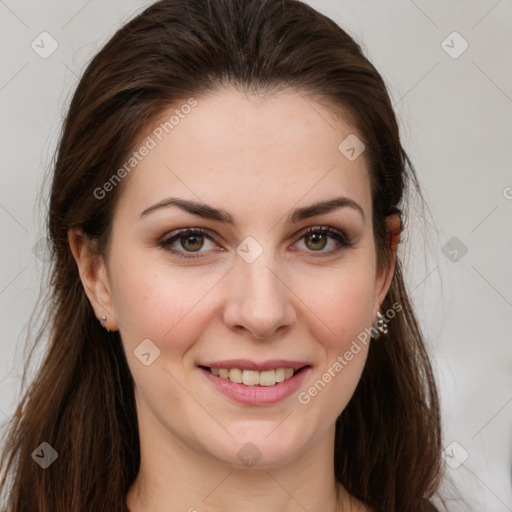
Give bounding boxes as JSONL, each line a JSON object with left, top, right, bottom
{"left": 222, "top": 259, "right": 296, "bottom": 341}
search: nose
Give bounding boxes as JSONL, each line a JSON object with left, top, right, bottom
{"left": 222, "top": 250, "right": 296, "bottom": 340}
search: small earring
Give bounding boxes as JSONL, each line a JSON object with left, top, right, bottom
{"left": 376, "top": 311, "right": 388, "bottom": 335}
{"left": 100, "top": 315, "right": 109, "bottom": 332}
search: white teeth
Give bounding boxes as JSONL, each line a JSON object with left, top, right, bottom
{"left": 228, "top": 368, "right": 243, "bottom": 383}
{"left": 242, "top": 370, "right": 260, "bottom": 386}
{"left": 259, "top": 370, "right": 276, "bottom": 387}
{"left": 209, "top": 367, "right": 298, "bottom": 386}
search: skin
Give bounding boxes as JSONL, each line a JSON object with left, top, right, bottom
{"left": 69, "top": 87, "right": 400, "bottom": 512}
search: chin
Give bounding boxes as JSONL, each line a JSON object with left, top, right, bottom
{"left": 202, "top": 427, "right": 312, "bottom": 469}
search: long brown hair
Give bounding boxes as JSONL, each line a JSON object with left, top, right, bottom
{"left": 0, "top": 0, "right": 446, "bottom": 510}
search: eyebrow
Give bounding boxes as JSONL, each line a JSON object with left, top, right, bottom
{"left": 139, "top": 196, "right": 365, "bottom": 224}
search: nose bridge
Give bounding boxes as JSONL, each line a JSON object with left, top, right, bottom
{"left": 224, "top": 241, "right": 295, "bottom": 338}
{"left": 239, "top": 245, "right": 286, "bottom": 308}
{"left": 236, "top": 234, "right": 282, "bottom": 291}
{"left": 244, "top": 253, "right": 282, "bottom": 301}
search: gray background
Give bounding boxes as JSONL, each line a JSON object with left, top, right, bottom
{"left": 1, "top": 0, "right": 511, "bottom": 509}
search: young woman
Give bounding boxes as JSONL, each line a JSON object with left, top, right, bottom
{"left": 0, "top": 0, "right": 447, "bottom": 510}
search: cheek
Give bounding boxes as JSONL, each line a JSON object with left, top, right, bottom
{"left": 294, "top": 281, "right": 374, "bottom": 437}
{"left": 294, "top": 266, "right": 376, "bottom": 419}
{"left": 295, "top": 261, "right": 377, "bottom": 352}
{"left": 109, "top": 253, "right": 224, "bottom": 353}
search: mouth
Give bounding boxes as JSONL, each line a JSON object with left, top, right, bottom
{"left": 196, "top": 359, "right": 312, "bottom": 405}
{"left": 198, "top": 365, "right": 310, "bottom": 387}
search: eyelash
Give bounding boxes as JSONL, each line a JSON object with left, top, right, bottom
{"left": 158, "top": 226, "right": 355, "bottom": 260}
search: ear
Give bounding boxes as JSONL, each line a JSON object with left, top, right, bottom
{"left": 68, "top": 228, "right": 118, "bottom": 332}
{"left": 373, "top": 213, "right": 402, "bottom": 316}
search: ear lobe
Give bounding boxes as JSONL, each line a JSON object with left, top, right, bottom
{"left": 373, "top": 213, "right": 402, "bottom": 314}
{"left": 68, "top": 228, "right": 118, "bottom": 331}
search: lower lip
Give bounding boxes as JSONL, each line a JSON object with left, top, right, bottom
{"left": 199, "top": 366, "right": 311, "bottom": 405}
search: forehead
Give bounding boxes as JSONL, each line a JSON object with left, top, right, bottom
{"left": 115, "top": 87, "right": 372, "bottom": 222}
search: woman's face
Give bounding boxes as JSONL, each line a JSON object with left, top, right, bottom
{"left": 77, "top": 87, "right": 396, "bottom": 469}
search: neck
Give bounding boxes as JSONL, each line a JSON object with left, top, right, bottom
{"left": 126, "top": 399, "right": 359, "bottom": 512}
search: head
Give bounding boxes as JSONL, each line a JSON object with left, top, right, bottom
{"left": 71, "top": 84, "right": 401, "bottom": 467}
{"left": 0, "top": 1, "right": 442, "bottom": 510}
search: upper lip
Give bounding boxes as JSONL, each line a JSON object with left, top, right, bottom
{"left": 198, "top": 359, "right": 311, "bottom": 371}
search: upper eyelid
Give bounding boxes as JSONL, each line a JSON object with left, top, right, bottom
{"left": 160, "top": 227, "right": 218, "bottom": 244}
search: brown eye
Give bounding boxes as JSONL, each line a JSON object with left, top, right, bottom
{"left": 296, "top": 226, "right": 354, "bottom": 256}
{"left": 158, "top": 228, "right": 218, "bottom": 259}
{"left": 304, "top": 232, "right": 328, "bottom": 251}
{"left": 180, "top": 233, "right": 204, "bottom": 252}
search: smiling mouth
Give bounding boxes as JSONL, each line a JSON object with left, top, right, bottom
{"left": 199, "top": 365, "right": 310, "bottom": 387}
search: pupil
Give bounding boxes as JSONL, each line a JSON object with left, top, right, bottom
{"left": 308, "top": 233, "right": 326, "bottom": 251}
{"left": 182, "top": 234, "right": 203, "bottom": 251}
